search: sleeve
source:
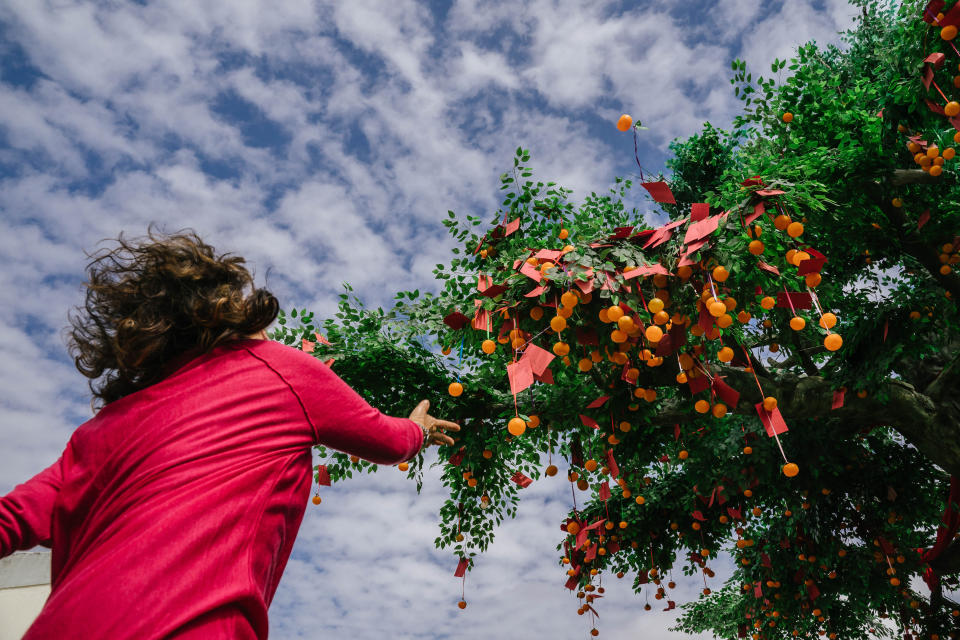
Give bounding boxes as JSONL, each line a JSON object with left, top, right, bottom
{"left": 249, "top": 342, "right": 424, "bottom": 465}
{"left": 0, "top": 451, "right": 66, "bottom": 559}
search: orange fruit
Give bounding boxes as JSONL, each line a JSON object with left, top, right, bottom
{"left": 561, "top": 291, "right": 579, "bottom": 308}
{"left": 709, "top": 301, "right": 727, "bottom": 317}
{"left": 607, "top": 305, "right": 624, "bottom": 322}
{"left": 611, "top": 329, "right": 628, "bottom": 343}
{"left": 558, "top": 228, "right": 569, "bottom": 240}
{"left": 448, "top": 382, "right": 464, "bottom": 397}
{"left": 482, "top": 449, "right": 493, "bottom": 459}
{"left": 507, "top": 417, "right": 526, "bottom": 436}
{"left": 782, "top": 112, "right": 794, "bottom": 123}
{"left": 545, "top": 464, "right": 558, "bottom": 476}
{"left": 763, "top": 396, "right": 777, "bottom": 411}
{"left": 760, "top": 296, "right": 776, "bottom": 310}
{"left": 552, "top": 341, "right": 570, "bottom": 356}
{"left": 716, "top": 313, "right": 733, "bottom": 329}
{"left": 616, "top": 114, "right": 633, "bottom": 131}
{"left": 530, "top": 306, "right": 544, "bottom": 320}
{"left": 718, "top": 346, "right": 734, "bottom": 362}
{"left": 584, "top": 459, "right": 598, "bottom": 472}
{"left": 749, "top": 240, "right": 765, "bottom": 255}
{"left": 891, "top": 197, "right": 903, "bottom": 208}
{"left": 481, "top": 339, "right": 496, "bottom": 354}
{"left": 458, "top": 600, "right": 467, "bottom": 609}
{"left": 944, "top": 147, "right": 956, "bottom": 160}
{"left": 787, "top": 221, "right": 804, "bottom": 238}
{"left": 774, "top": 214, "right": 791, "bottom": 230}
{"left": 312, "top": 495, "right": 322, "bottom": 505}
{"left": 557, "top": 306, "right": 573, "bottom": 318}
{"left": 805, "top": 273, "right": 822, "bottom": 287}
{"left": 527, "top": 415, "right": 540, "bottom": 428}
{"left": 948, "top": 102, "right": 960, "bottom": 117}
{"left": 790, "top": 316, "right": 806, "bottom": 331}
{"left": 928, "top": 146, "right": 941, "bottom": 158}
{"left": 678, "top": 450, "right": 689, "bottom": 460}
{"left": 578, "top": 357, "right": 593, "bottom": 371}
{"left": 712, "top": 403, "right": 728, "bottom": 418}
{"left": 645, "top": 325, "right": 664, "bottom": 342}
{"left": 398, "top": 462, "right": 409, "bottom": 471}
{"left": 819, "top": 312, "right": 837, "bottom": 329}
{"left": 648, "top": 297, "right": 665, "bottom": 313}
{"left": 824, "top": 333, "right": 843, "bottom": 351}
{"left": 550, "top": 315, "right": 567, "bottom": 332}
{"left": 695, "top": 399, "right": 710, "bottom": 413}
{"left": 743, "top": 446, "right": 753, "bottom": 455}
{"left": 712, "top": 265, "right": 730, "bottom": 282}
{"left": 618, "top": 315, "right": 636, "bottom": 332}
{"left": 782, "top": 462, "right": 800, "bottom": 477}
{"left": 931, "top": 165, "right": 944, "bottom": 176}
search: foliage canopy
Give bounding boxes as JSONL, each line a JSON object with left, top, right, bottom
{"left": 273, "top": 2, "right": 960, "bottom": 638}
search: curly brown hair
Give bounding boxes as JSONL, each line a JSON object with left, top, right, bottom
{"left": 67, "top": 225, "right": 278, "bottom": 410}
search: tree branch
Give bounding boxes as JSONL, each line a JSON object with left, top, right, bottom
{"left": 891, "top": 169, "right": 943, "bottom": 186}
{"left": 714, "top": 365, "right": 960, "bottom": 477}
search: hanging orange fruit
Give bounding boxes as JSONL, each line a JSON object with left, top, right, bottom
{"left": 616, "top": 114, "right": 633, "bottom": 131}
{"left": 507, "top": 417, "right": 526, "bottom": 436}
{"left": 448, "top": 382, "right": 464, "bottom": 397}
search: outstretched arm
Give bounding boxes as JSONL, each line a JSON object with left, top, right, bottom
{"left": 0, "top": 452, "right": 66, "bottom": 559}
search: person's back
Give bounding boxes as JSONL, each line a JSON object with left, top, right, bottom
{"left": 0, "top": 228, "right": 457, "bottom": 639}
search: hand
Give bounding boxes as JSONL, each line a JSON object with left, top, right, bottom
{"left": 408, "top": 399, "right": 460, "bottom": 448}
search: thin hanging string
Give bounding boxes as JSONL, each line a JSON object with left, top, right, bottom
{"left": 807, "top": 286, "right": 834, "bottom": 336}
{"left": 456, "top": 337, "right": 464, "bottom": 383}
{"left": 632, "top": 127, "right": 646, "bottom": 182}
{"left": 741, "top": 345, "right": 788, "bottom": 463}
{"left": 932, "top": 79, "right": 950, "bottom": 103}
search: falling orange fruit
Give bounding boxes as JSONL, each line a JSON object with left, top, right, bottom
{"left": 617, "top": 114, "right": 633, "bottom": 131}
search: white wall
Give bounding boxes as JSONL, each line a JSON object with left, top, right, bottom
{"left": 0, "top": 552, "right": 51, "bottom": 640}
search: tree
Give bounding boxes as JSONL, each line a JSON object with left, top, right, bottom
{"left": 271, "top": 1, "right": 960, "bottom": 638}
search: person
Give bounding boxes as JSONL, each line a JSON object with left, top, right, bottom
{"left": 0, "top": 227, "right": 459, "bottom": 639}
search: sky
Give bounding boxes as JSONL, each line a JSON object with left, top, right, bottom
{"left": 0, "top": 1, "right": 863, "bottom": 638}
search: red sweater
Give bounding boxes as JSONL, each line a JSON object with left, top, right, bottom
{"left": 0, "top": 338, "right": 423, "bottom": 639}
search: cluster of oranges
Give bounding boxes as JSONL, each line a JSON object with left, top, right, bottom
{"left": 903, "top": 132, "right": 957, "bottom": 177}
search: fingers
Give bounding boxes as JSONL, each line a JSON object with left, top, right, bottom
{"left": 430, "top": 433, "right": 457, "bottom": 446}
{"left": 430, "top": 418, "right": 461, "bottom": 432}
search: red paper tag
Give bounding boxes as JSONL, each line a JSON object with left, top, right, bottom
{"left": 918, "top": 209, "right": 931, "bottom": 229}
{"left": 520, "top": 343, "right": 555, "bottom": 376}
{"left": 756, "top": 403, "right": 789, "bottom": 437}
{"left": 713, "top": 376, "right": 741, "bottom": 408}
{"left": 579, "top": 414, "right": 600, "bottom": 429}
{"left": 504, "top": 218, "right": 521, "bottom": 235}
{"left": 691, "top": 202, "right": 710, "bottom": 222}
{"left": 454, "top": 557, "right": 469, "bottom": 577}
{"left": 641, "top": 181, "right": 676, "bottom": 204}
{"left": 443, "top": 311, "right": 471, "bottom": 330}
{"left": 744, "top": 201, "right": 764, "bottom": 225}
{"left": 832, "top": 389, "right": 845, "bottom": 409}
{"left": 606, "top": 449, "right": 619, "bottom": 478}
{"left": 316, "top": 465, "right": 331, "bottom": 486}
{"left": 507, "top": 360, "right": 534, "bottom": 395}
{"left": 587, "top": 395, "right": 610, "bottom": 408}
{"left": 511, "top": 471, "right": 533, "bottom": 488}
{"left": 599, "top": 481, "right": 611, "bottom": 501}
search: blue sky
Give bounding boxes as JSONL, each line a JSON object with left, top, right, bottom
{"left": 0, "top": 1, "right": 860, "bottom": 638}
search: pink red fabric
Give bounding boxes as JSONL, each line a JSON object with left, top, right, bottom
{"left": 918, "top": 475, "right": 960, "bottom": 591}
{"left": 0, "top": 338, "right": 423, "bottom": 638}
